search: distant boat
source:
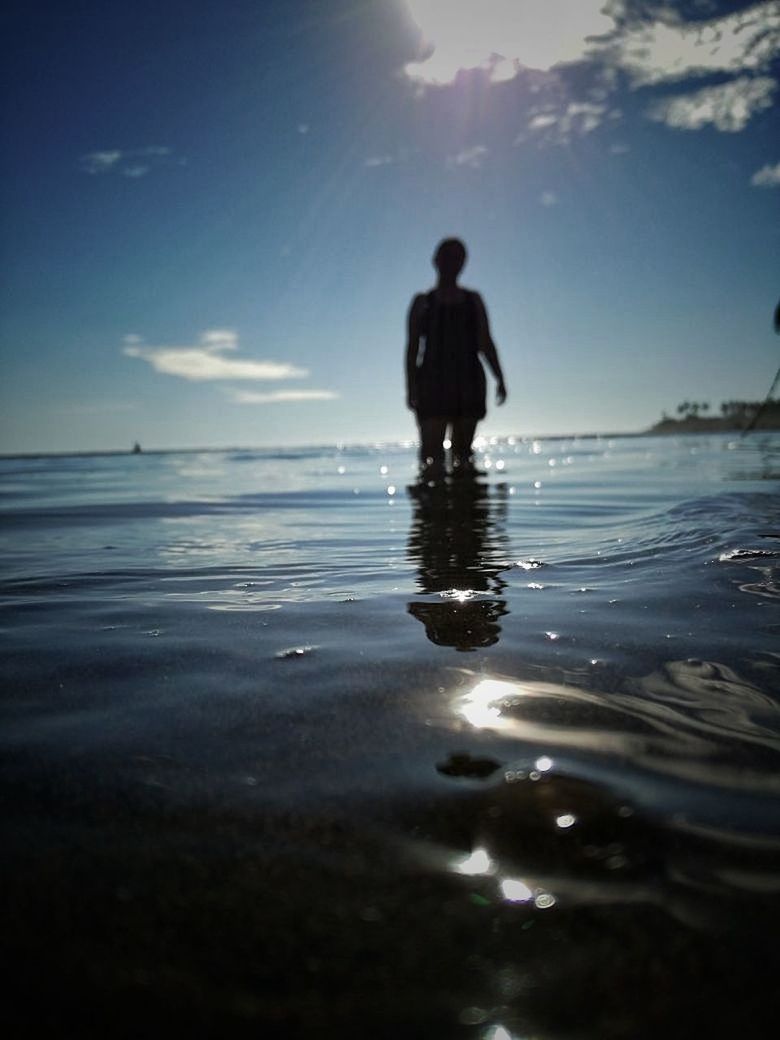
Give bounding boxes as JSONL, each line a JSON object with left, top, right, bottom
{"left": 132, "top": 442, "right": 142, "bottom": 454}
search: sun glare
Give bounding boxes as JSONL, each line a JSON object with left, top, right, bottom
{"left": 404, "top": 0, "right": 615, "bottom": 84}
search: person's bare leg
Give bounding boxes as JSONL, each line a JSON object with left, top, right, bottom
{"left": 451, "top": 418, "right": 478, "bottom": 472}
{"left": 418, "top": 418, "right": 448, "bottom": 477}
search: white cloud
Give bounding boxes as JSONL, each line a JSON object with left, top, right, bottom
{"left": 79, "top": 146, "right": 176, "bottom": 177}
{"left": 751, "top": 161, "right": 780, "bottom": 187}
{"left": 523, "top": 100, "right": 617, "bottom": 144}
{"left": 447, "top": 144, "right": 488, "bottom": 168}
{"left": 80, "top": 150, "right": 123, "bottom": 174}
{"left": 399, "top": 1, "right": 780, "bottom": 143}
{"left": 528, "top": 113, "right": 558, "bottom": 131}
{"left": 603, "top": 2, "right": 780, "bottom": 88}
{"left": 123, "top": 165, "right": 150, "bottom": 178}
{"left": 123, "top": 329, "right": 307, "bottom": 382}
{"left": 540, "top": 191, "right": 558, "bottom": 206}
{"left": 200, "top": 329, "right": 238, "bottom": 349}
{"left": 402, "top": 0, "right": 615, "bottom": 85}
{"left": 364, "top": 146, "right": 417, "bottom": 168}
{"left": 647, "top": 76, "right": 776, "bottom": 132}
{"left": 228, "top": 389, "right": 339, "bottom": 404}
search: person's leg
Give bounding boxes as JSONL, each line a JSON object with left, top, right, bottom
{"left": 418, "top": 417, "right": 448, "bottom": 476}
{"left": 451, "top": 418, "right": 478, "bottom": 471}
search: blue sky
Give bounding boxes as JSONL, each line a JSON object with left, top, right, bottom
{"left": 1, "top": 0, "right": 778, "bottom": 453}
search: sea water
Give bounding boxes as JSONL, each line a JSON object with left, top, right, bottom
{"left": 1, "top": 432, "right": 779, "bottom": 1037}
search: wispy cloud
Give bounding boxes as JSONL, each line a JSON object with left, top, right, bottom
{"left": 123, "top": 165, "right": 151, "bottom": 178}
{"left": 522, "top": 100, "right": 618, "bottom": 145}
{"left": 540, "top": 191, "right": 558, "bottom": 207}
{"left": 228, "top": 389, "right": 339, "bottom": 405}
{"left": 363, "top": 146, "right": 416, "bottom": 169}
{"left": 446, "top": 144, "right": 488, "bottom": 169}
{"left": 364, "top": 154, "right": 396, "bottom": 168}
{"left": 79, "top": 146, "right": 179, "bottom": 177}
{"left": 527, "top": 113, "right": 558, "bottom": 131}
{"left": 647, "top": 76, "right": 776, "bottom": 133}
{"left": 123, "top": 330, "right": 307, "bottom": 382}
{"left": 80, "top": 150, "right": 123, "bottom": 173}
{"left": 751, "top": 161, "right": 780, "bottom": 187}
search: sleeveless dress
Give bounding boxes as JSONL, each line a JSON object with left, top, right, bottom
{"left": 415, "top": 290, "right": 487, "bottom": 421}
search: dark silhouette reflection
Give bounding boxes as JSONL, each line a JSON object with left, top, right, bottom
{"left": 407, "top": 473, "right": 510, "bottom": 650}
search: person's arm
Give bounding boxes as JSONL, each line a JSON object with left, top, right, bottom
{"left": 474, "top": 293, "right": 507, "bottom": 405}
{"left": 406, "top": 295, "right": 423, "bottom": 410}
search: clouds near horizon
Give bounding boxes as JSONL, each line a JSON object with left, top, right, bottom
{"left": 121, "top": 330, "right": 339, "bottom": 413}
{"left": 228, "top": 389, "right": 340, "bottom": 405}
{"left": 123, "top": 330, "right": 307, "bottom": 382}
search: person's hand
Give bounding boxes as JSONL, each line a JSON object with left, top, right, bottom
{"left": 496, "top": 382, "right": 507, "bottom": 406}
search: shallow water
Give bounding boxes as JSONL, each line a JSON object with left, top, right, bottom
{"left": 2, "top": 433, "right": 779, "bottom": 1037}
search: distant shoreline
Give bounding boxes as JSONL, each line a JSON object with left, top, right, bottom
{"left": 648, "top": 415, "right": 780, "bottom": 435}
{"left": 650, "top": 398, "right": 780, "bottom": 435}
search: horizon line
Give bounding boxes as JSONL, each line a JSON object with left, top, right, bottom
{"left": 0, "top": 424, "right": 757, "bottom": 461}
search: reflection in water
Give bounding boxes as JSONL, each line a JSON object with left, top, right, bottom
{"left": 452, "top": 662, "right": 780, "bottom": 794}
{"left": 428, "top": 658, "right": 780, "bottom": 983}
{"left": 454, "top": 847, "right": 495, "bottom": 876}
{"left": 412, "top": 662, "right": 780, "bottom": 987}
{"left": 406, "top": 475, "right": 510, "bottom": 650}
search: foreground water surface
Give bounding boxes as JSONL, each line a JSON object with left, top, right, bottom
{"left": 1, "top": 432, "right": 779, "bottom": 1037}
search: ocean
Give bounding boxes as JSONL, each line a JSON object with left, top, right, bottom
{"left": 2, "top": 432, "right": 779, "bottom": 1038}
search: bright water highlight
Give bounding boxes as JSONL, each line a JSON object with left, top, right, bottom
{"left": 1, "top": 432, "right": 779, "bottom": 1038}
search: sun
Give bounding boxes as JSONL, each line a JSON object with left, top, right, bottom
{"left": 403, "top": 0, "right": 615, "bottom": 85}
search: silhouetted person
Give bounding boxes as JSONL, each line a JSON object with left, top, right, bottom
{"left": 406, "top": 238, "right": 507, "bottom": 477}
{"left": 743, "top": 298, "right": 780, "bottom": 434}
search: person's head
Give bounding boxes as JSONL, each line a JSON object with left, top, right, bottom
{"left": 433, "top": 238, "right": 467, "bottom": 281}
